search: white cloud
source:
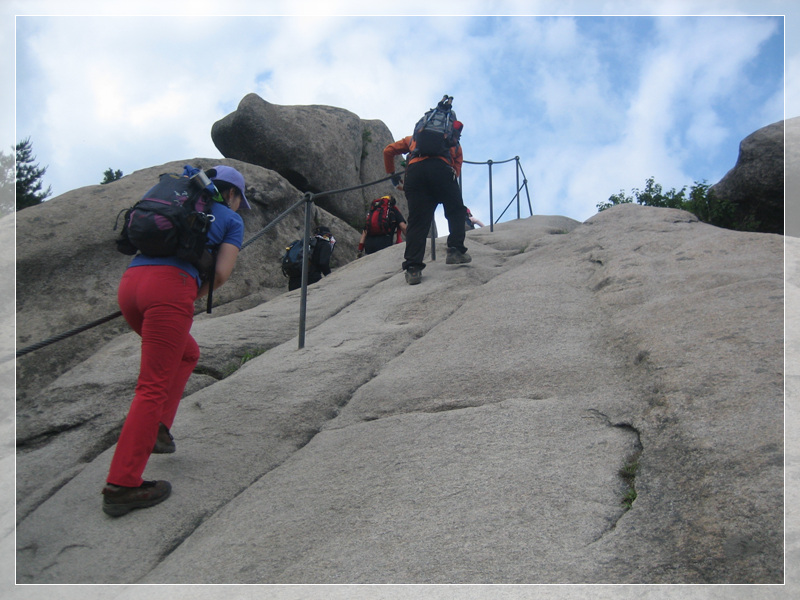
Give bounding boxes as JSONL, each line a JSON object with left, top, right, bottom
{"left": 685, "top": 109, "right": 727, "bottom": 151}
{"left": 9, "top": 9, "right": 785, "bottom": 229}
{"left": 444, "top": 13, "right": 783, "bottom": 227}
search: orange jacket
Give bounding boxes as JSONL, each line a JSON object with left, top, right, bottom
{"left": 383, "top": 136, "right": 463, "bottom": 178}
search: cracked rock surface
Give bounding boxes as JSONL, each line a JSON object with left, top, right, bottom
{"left": 12, "top": 207, "right": 783, "bottom": 585}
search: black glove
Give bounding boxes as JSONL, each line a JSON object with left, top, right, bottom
{"left": 390, "top": 174, "right": 402, "bottom": 187}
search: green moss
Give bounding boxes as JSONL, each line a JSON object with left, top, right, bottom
{"left": 619, "top": 453, "right": 641, "bottom": 510}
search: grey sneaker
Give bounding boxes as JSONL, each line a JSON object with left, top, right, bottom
{"left": 102, "top": 480, "right": 172, "bottom": 517}
{"left": 446, "top": 247, "right": 472, "bottom": 264}
{"left": 153, "top": 422, "right": 175, "bottom": 454}
{"left": 405, "top": 267, "right": 422, "bottom": 285}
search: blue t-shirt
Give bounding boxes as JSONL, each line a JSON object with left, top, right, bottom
{"left": 128, "top": 201, "right": 245, "bottom": 287}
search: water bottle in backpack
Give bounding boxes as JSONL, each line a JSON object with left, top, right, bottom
{"left": 412, "top": 95, "right": 461, "bottom": 157}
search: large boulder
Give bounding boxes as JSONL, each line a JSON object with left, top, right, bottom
{"left": 211, "top": 94, "right": 405, "bottom": 227}
{"left": 709, "top": 119, "right": 784, "bottom": 233}
{"left": 15, "top": 158, "right": 361, "bottom": 403}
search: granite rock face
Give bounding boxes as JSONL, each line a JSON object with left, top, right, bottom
{"left": 14, "top": 206, "right": 783, "bottom": 585}
{"left": 8, "top": 108, "right": 792, "bottom": 594}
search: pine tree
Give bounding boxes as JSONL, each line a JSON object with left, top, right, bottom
{"left": 101, "top": 168, "right": 123, "bottom": 184}
{"left": 16, "top": 137, "right": 52, "bottom": 211}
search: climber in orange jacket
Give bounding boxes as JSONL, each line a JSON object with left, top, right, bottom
{"left": 382, "top": 135, "right": 464, "bottom": 179}
{"left": 383, "top": 97, "right": 470, "bottom": 285}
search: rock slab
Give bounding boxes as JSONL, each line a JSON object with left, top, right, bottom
{"left": 13, "top": 207, "right": 783, "bottom": 586}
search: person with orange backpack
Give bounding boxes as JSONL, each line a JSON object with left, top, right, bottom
{"left": 383, "top": 95, "right": 470, "bottom": 285}
{"left": 357, "top": 195, "right": 407, "bottom": 257}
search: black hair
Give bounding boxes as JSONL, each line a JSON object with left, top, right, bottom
{"left": 212, "top": 180, "right": 237, "bottom": 207}
{"left": 213, "top": 181, "right": 236, "bottom": 195}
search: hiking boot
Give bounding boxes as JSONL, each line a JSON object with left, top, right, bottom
{"left": 446, "top": 247, "right": 472, "bottom": 264}
{"left": 153, "top": 422, "right": 175, "bottom": 454}
{"left": 405, "top": 267, "right": 422, "bottom": 285}
{"left": 102, "top": 480, "right": 172, "bottom": 517}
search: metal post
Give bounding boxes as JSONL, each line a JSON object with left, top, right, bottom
{"left": 515, "top": 156, "right": 521, "bottom": 220}
{"left": 298, "top": 192, "right": 314, "bottom": 349}
{"left": 488, "top": 159, "right": 494, "bottom": 232}
{"left": 525, "top": 179, "right": 533, "bottom": 216}
{"left": 430, "top": 219, "right": 438, "bottom": 261}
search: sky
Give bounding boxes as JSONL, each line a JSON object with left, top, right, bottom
{"left": 4, "top": 1, "right": 794, "bottom": 231}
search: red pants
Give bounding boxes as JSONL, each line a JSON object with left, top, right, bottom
{"left": 107, "top": 266, "right": 199, "bottom": 487}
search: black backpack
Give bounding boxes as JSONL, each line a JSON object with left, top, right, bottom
{"left": 281, "top": 238, "right": 316, "bottom": 278}
{"left": 281, "top": 229, "right": 336, "bottom": 278}
{"left": 412, "top": 96, "right": 459, "bottom": 157}
{"left": 115, "top": 167, "right": 217, "bottom": 277}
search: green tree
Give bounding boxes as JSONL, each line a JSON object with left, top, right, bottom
{"left": 596, "top": 189, "right": 634, "bottom": 212}
{"left": 597, "top": 176, "right": 746, "bottom": 231}
{"left": 0, "top": 147, "right": 14, "bottom": 216}
{"left": 101, "top": 168, "right": 123, "bottom": 184}
{"left": 16, "top": 137, "right": 51, "bottom": 211}
{"left": 631, "top": 177, "right": 687, "bottom": 209}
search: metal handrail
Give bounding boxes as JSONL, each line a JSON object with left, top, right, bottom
{"left": 462, "top": 156, "right": 533, "bottom": 231}
{"left": 17, "top": 153, "right": 537, "bottom": 357}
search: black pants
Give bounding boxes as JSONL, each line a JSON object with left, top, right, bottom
{"left": 288, "top": 270, "right": 322, "bottom": 291}
{"left": 364, "top": 234, "right": 394, "bottom": 255}
{"left": 402, "top": 158, "right": 467, "bottom": 271}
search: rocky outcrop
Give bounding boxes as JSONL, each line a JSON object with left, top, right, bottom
{"left": 211, "top": 94, "right": 404, "bottom": 227}
{"left": 709, "top": 119, "right": 784, "bottom": 233}
{"left": 13, "top": 206, "right": 783, "bottom": 585}
{"left": 14, "top": 158, "right": 361, "bottom": 402}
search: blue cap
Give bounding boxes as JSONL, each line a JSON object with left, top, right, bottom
{"left": 211, "top": 165, "right": 250, "bottom": 210}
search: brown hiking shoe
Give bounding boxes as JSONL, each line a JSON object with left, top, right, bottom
{"left": 102, "top": 480, "right": 172, "bottom": 517}
{"left": 405, "top": 266, "right": 422, "bottom": 285}
{"left": 446, "top": 247, "right": 472, "bottom": 264}
{"left": 153, "top": 422, "right": 175, "bottom": 454}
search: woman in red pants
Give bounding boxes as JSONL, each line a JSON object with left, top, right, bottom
{"left": 102, "top": 165, "right": 249, "bottom": 517}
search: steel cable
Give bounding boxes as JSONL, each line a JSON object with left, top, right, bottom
{"left": 15, "top": 171, "right": 405, "bottom": 358}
